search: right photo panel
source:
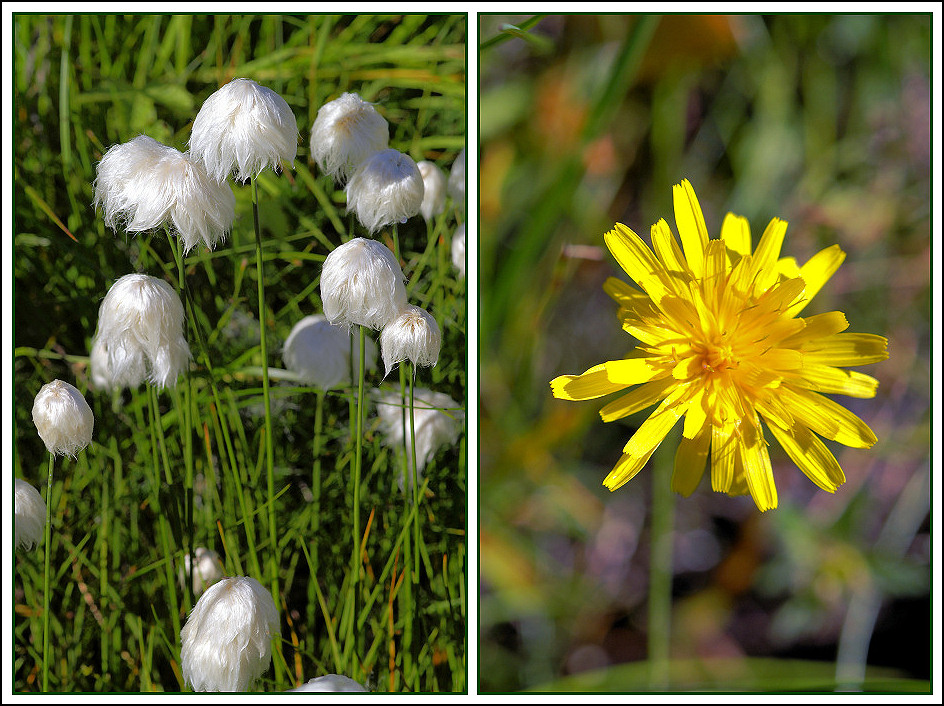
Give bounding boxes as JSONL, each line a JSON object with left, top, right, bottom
{"left": 478, "top": 13, "right": 932, "bottom": 694}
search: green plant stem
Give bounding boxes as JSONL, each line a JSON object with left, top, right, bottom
{"left": 251, "top": 177, "right": 280, "bottom": 617}
{"left": 409, "top": 365, "right": 420, "bottom": 582}
{"left": 311, "top": 388, "right": 324, "bottom": 573}
{"left": 648, "top": 440, "right": 676, "bottom": 690}
{"left": 347, "top": 324, "right": 367, "bottom": 679}
{"left": 42, "top": 452, "right": 55, "bottom": 692}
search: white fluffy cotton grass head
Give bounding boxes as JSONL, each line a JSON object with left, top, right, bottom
{"left": 452, "top": 223, "right": 466, "bottom": 279}
{"left": 380, "top": 305, "right": 441, "bottom": 377}
{"left": 15, "top": 478, "right": 47, "bottom": 551}
{"left": 283, "top": 314, "right": 378, "bottom": 390}
{"left": 288, "top": 674, "right": 369, "bottom": 692}
{"left": 417, "top": 160, "right": 447, "bottom": 222}
{"left": 180, "top": 547, "right": 226, "bottom": 597}
{"left": 375, "top": 388, "right": 464, "bottom": 486}
{"left": 180, "top": 576, "right": 280, "bottom": 692}
{"left": 320, "top": 237, "right": 407, "bottom": 330}
{"left": 448, "top": 146, "right": 466, "bottom": 212}
{"left": 91, "top": 273, "right": 191, "bottom": 390}
{"left": 190, "top": 78, "right": 299, "bottom": 183}
{"left": 345, "top": 148, "right": 424, "bottom": 234}
{"left": 93, "top": 135, "right": 236, "bottom": 254}
{"left": 310, "top": 92, "right": 389, "bottom": 183}
{"left": 31, "top": 379, "right": 94, "bottom": 457}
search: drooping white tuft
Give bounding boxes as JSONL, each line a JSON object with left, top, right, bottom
{"left": 448, "top": 146, "right": 466, "bottom": 212}
{"left": 31, "top": 379, "right": 94, "bottom": 457}
{"left": 180, "top": 576, "right": 280, "bottom": 692}
{"left": 345, "top": 148, "right": 424, "bottom": 233}
{"left": 190, "top": 78, "right": 299, "bottom": 183}
{"left": 319, "top": 237, "right": 407, "bottom": 330}
{"left": 451, "top": 222, "right": 466, "bottom": 279}
{"left": 283, "top": 314, "right": 377, "bottom": 390}
{"left": 417, "top": 160, "right": 447, "bottom": 222}
{"left": 374, "top": 387, "right": 464, "bottom": 489}
{"left": 309, "top": 92, "right": 389, "bottom": 184}
{"left": 380, "top": 305, "right": 441, "bottom": 377}
{"left": 93, "top": 135, "right": 236, "bottom": 254}
{"left": 15, "top": 478, "right": 46, "bottom": 551}
{"left": 90, "top": 273, "right": 191, "bottom": 389}
{"left": 288, "top": 674, "right": 369, "bottom": 692}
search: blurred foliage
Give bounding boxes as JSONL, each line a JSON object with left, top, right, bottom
{"left": 13, "top": 13, "right": 466, "bottom": 693}
{"left": 479, "top": 13, "right": 931, "bottom": 693}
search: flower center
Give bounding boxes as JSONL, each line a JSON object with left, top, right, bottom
{"left": 693, "top": 335, "right": 739, "bottom": 375}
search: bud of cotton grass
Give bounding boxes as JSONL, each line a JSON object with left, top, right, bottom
{"left": 181, "top": 576, "right": 280, "bottom": 692}
{"left": 310, "top": 92, "right": 389, "bottom": 183}
{"left": 452, "top": 222, "right": 466, "bottom": 279}
{"left": 179, "top": 547, "right": 226, "bottom": 597}
{"left": 190, "top": 78, "right": 299, "bottom": 183}
{"left": 380, "top": 305, "right": 441, "bottom": 377}
{"left": 91, "top": 273, "right": 191, "bottom": 389}
{"left": 320, "top": 237, "right": 407, "bottom": 330}
{"left": 93, "top": 135, "right": 236, "bottom": 254}
{"left": 15, "top": 478, "right": 46, "bottom": 551}
{"left": 346, "top": 148, "right": 424, "bottom": 233}
{"left": 375, "top": 388, "right": 464, "bottom": 488}
{"left": 417, "top": 160, "right": 447, "bottom": 221}
{"left": 31, "top": 380, "right": 94, "bottom": 457}
{"left": 448, "top": 147, "right": 465, "bottom": 211}
{"left": 283, "top": 314, "right": 378, "bottom": 390}
{"left": 288, "top": 675, "right": 369, "bottom": 693}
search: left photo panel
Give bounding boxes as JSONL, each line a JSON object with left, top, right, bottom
{"left": 11, "top": 13, "right": 467, "bottom": 694}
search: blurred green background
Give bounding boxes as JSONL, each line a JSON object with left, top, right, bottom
{"left": 479, "top": 14, "right": 931, "bottom": 692}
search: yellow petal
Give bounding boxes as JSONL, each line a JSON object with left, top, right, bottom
{"left": 752, "top": 217, "right": 788, "bottom": 292}
{"left": 785, "top": 245, "right": 846, "bottom": 317}
{"left": 720, "top": 212, "right": 751, "bottom": 259}
{"left": 710, "top": 423, "right": 738, "bottom": 493}
{"left": 767, "top": 422, "right": 845, "bottom": 493}
{"left": 790, "top": 364, "right": 880, "bottom": 399}
{"left": 551, "top": 363, "right": 626, "bottom": 401}
{"left": 801, "top": 333, "right": 889, "bottom": 366}
{"left": 781, "top": 311, "right": 849, "bottom": 347}
{"left": 673, "top": 422, "right": 710, "bottom": 496}
{"left": 604, "top": 357, "right": 662, "bottom": 385}
{"left": 739, "top": 415, "right": 778, "bottom": 511}
{"left": 779, "top": 386, "right": 878, "bottom": 448}
{"left": 599, "top": 377, "right": 675, "bottom": 422}
{"left": 604, "top": 224, "right": 669, "bottom": 303}
{"left": 673, "top": 179, "right": 710, "bottom": 277}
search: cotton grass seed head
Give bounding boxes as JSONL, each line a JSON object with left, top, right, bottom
{"left": 417, "top": 160, "right": 447, "bottom": 221}
{"left": 375, "top": 388, "right": 464, "bottom": 487}
{"left": 448, "top": 146, "right": 466, "bottom": 211}
{"left": 320, "top": 237, "right": 407, "bottom": 330}
{"left": 283, "top": 314, "right": 377, "bottom": 390}
{"left": 190, "top": 78, "right": 298, "bottom": 183}
{"left": 345, "top": 148, "right": 424, "bottom": 233}
{"left": 180, "top": 547, "right": 226, "bottom": 597}
{"left": 452, "top": 223, "right": 466, "bottom": 279}
{"left": 91, "top": 273, "right": 191, "bottom": 389}
{"left": 31, "top": 379, "right": 94, "bottom": 457}
{"left": 310, "top": 92, "right": 389, "bottom": 183}
{"left": 180, "top": 575, "right": 280, "bottom": 692}
{"left": 15, "top": 478, "right": 46, "bottom": 551}
{"left": 93, "top": 135, "right": 235, "bottom": 254}
{"left": 380, "top": 305, "right": 441, "bottom": 377}
{"left": 288, "top": 675, "right": 369, "bottom": 693}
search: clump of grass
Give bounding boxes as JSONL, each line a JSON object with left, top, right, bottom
{"left": 13, "top": 14, "right": 466, "bottom": 693}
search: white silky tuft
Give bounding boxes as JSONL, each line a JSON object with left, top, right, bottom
{"left": 31, "top": 379, "right": 94, "bottom": 457}
{"left": 310, "top": 92, "right": 389, "bottom": 183}
{"left": 380, "top": 305, "right": 441, "bottom": 377}
{"left": 190, "top": 78, "right": 299, "bottom": 183}
{"left": 179, "top": 547, "right": 226, "bottom": 597}
{"left": 345, "top": 148, "right": 424, "bottom": 233}
{"left": 374, "top": 387, "right": 464, "bottom": 489}
{"left": 417, "top": 160, "right": 447, "bottom": 222}
{"left": 451, "top": 222, "right": 466, "bottom": 279}
{"left": 288, "top": 674, "right": 369, "bottom": 692}
{"left": 91, "top": 273, "right": 191, "bottom": 390}
{"left": 93, "top": 135, "right": 236, "bottom": 254}
{"left": 319, "top": 237, "right": 407, "bottom": 330}
{"left": 180, "top": 576, "right": 280, "bottom": 692}
{"left": 448, "top": 146, "right": 466, "bottom": 212}
{"left": 283, "top": 314, "right": 377, "bottom": 390}
{"left": 15, "top": 478, "right": 46, "bottom": 551}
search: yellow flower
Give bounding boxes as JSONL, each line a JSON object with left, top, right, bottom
{"left": 551, "top": 180, "right": 887, "bottom": 511}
